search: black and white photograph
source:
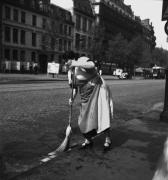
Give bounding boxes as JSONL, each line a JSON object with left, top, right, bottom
{"left": 0, "top": 0, "right": 168, "bottom": 179}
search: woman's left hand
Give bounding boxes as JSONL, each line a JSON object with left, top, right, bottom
{"left": 69, "top": 98, "right": 73, "bottom": 105}
{"left": 66, "top": 60, "right": 72, "bottom": 67}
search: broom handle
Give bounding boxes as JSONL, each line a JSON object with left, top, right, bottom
{"left": 68, "top": 68, "right": 75, "bottom": 126}
{"left": 69, "top": 104, "right": 72, "bottom": 126}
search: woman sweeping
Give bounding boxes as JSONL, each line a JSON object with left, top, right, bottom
{"left": 67, "top": 54, "right": 113, "bottom": 150}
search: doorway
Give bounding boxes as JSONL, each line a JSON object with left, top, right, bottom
{"left": 39, "top": 54, "right": 48, "bottom": 73}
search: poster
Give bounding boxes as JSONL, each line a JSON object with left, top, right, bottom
{"left": 47, "top": 62, "right": 60, "bottom": 74}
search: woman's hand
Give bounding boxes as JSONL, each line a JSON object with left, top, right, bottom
{"left": 69, "top": 98, "right": 73, "bottom": 106}
{"left": 66, "top": 60, "right": 72, "bottom": 68}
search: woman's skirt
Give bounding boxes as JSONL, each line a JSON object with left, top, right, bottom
{"left": 78, "top": 76, "right": 113, "bottom": 139}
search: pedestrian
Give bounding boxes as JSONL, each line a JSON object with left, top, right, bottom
{"left": 30, "top": 63, "right": 33, "bottom": 74}
{"left": 67, "top": 53, "right": 113, "bottom": 150}
{"left": 34, "top": 64, "right": 38, "bottom": 74}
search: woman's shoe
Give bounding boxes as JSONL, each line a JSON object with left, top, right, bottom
{"left": 80, "top": 140, "right": 93, "bottom": 149}
{"left": 103, "top": 141, "right": 111, "bottom": 151}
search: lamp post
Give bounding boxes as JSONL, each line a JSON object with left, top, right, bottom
{"left": 160, "top": 0, "right": 168, "bottom": 122}
{"left": 160, "top": 68, "right": 168, "bottom": 121}
{"left": 0, "top": 0, "right": 3, "bottom": 72}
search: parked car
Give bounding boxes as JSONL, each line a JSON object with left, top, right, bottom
{"left": 113, "top": 68, "right": 123, "bottom": 77}
{"left": 113, "top": 68, "right": 128, "bottom": 79}
{"left": 119, "top": 72, "right": 128, "bottom": 79}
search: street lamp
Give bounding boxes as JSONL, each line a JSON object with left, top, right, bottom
{"left": 160, "top": 0, "right": 168, "bottom": 122}
{"left": 160, "top": 69, "right": 168, "bottom": 121}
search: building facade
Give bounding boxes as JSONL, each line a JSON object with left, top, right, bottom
{"left": 1, "top": 0, "right": 74, "bottom": 73}
{"left": 141, "top": 19, "right": 156, "bottom": 50}
{"left": 72, "top": 0, "right": 95, "bottom": 56}
{"left": 0, "top": 0, "right": 156, "bottom": 73}
{"left": 91, "top": 0, "right": 156, "bottom": 49}
{"left": 71, "top": 0, "right": 156, "bottom": 59}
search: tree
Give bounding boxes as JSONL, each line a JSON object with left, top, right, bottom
{"left": 89, "top": 25, "right": 106, "bottom": 62}
{"left": 106, "top": 33, "right": 129, "bottom": 68}
{"left": 152, "top": 48, "right": 168, "bottom": 67}
{"left": 126, "top": 36, "right": 144, "bottom": 75}
{"left": 140, "top": 48, "right": 153, "bottom": 67}
{"left": 127, "top": 36, "right": 144, "bottom": 65}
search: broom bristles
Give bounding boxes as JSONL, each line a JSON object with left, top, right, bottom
{"left": 56, "top": 125, "right": 72, "bottom": 152}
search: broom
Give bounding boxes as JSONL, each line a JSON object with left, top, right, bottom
{"left": 48, "top": 70, "right": 74, "bottom": 155}
{"left": 55, "top": 102, "right": 72, "bottom": 152}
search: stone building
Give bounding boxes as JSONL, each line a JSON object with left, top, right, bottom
{"left": 0, "top": 0, "right": 74, "bottom": 72}
{"left": 91, "top": 0, "right": 156, "bottom": 49}
{"left": 72, "top": 0, "right": 95, "bottom": 56}
{"left": 141, "top": 19, "right": 156, "bottom": 50}
{"left": 71, "top": 0, "right": 156, "bottom": 59}
{"left": 0, "top": 0, "right": 156, "bottom": 73}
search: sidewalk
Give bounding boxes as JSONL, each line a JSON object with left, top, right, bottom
{"left": 0, "top": 73, "right": 120, "bottom": 83}
{"left": 0, "top": 73, "right": 68, "bottom": 83}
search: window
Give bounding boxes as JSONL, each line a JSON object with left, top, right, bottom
{"left": 41, "top": 34, "right": 46, "bottom": 49}
{"left": 88, "top": 20, "right": 92, "bottom": 31}
{"left": 20, "top": 30, "right": 25, "bottom": 44}
{"left": 75, "top": 33, "right": 80, "bottom": 50}
{"left": 59, "top": 39, "right": 62, "bottom": 51}
{"left": 5, "top": 6, "right": 11, "bottom": 20}
{"left": 32, "top": 33, "right": 36, "bottom": 46}
{"left": 88, "top": 36, "right": 92, "bottom": 49}
{"left": 4, "top": 49, "right": 10, "bottom": 60}
{"left": 13, "top": 9, "right": 18, "bottom": 21}
{"left": 68, "top": 26, "right": 71, "bottom": 36}
{"left": 64, "top": 25, "right": 67, "bottom": 35}
{"left": 51, "top": 38, "right": 55, "bottom": 50}
{"left": 68, "top": 41, "right": 71, "bottom": 50}
{"left": 64, "top": 40, "right": 67, "bottom": 51}
{"left": 13, "top": 29, "right": 18, "bottom": 44}
{"left": 32, "top": 15, "right": 36, "bottom": 26}
{"left": 42, "top": 18, "right": 46, "bottom": 29}
{"left": 60, "top": 24, "right": 63, "bottom": 34}
{"left": 39, "top": 0, "right": 43, "bottom": 9}
{"left": 51, "top": 20, "right": 55, "bottom": 29}
{"left": 83, "top": 18, "right": 87, "bottom": 32}
{"left": 20, "top": 50, "right": 25, "bottom": 61}
{"left": 5, "top": 26, "right": 11, "bottom": 42}
{"left": 21, "top": 11, "right": 26, "bottom": 23}
{"left": 31, "top": 52, "right": 36, "bottom": 62}
{"left": 81, "top": 35, "right": 86, "bottom": 50}
{"left": 32, "top": 0, "right": 36, "bottom": 8}
{"left": 76, "top": 15, "right": 81, "bottom": 30}
{"left": 13, "top": 50, "right": 18, "bottom": 61}
{"left": 66, "top": 13, "right": 71, "bottom": 21}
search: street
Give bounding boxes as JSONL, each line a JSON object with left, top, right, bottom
{"left": 0, "top": 79, "right": 167, "bottom": 180}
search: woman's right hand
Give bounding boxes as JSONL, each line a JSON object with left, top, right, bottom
{"left": 69, "top": 98, "right": 73, "bottom": 105}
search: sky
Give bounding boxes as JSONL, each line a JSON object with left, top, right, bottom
{"left": 51, "top": 0, "right": 168, "bottom": 50}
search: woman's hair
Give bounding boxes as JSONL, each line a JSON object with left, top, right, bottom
{"left": 81, "top": 53, "right": 86, "bottom": 57}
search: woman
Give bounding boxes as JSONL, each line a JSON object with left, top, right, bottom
{"left": 67, "top": 54, "right": 113, "bottom": 150}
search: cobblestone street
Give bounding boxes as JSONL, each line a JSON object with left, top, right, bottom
{"left": 0, "top": 79, "right": 167, "bottom": 180}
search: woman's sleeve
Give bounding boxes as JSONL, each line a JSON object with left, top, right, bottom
{"left": 71, "top": 59, "right": 95, "bottom": 69}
